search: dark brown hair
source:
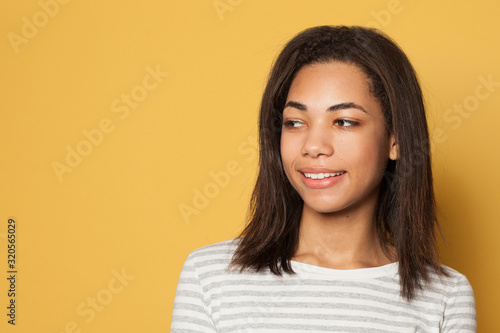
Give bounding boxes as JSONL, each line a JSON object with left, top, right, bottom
{"left": 230, "top": 25, "right": 445, "bottom": 301}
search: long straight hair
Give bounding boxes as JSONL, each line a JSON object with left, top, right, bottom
{"left": 230, "top": 25, "right": 445, "bottom": 301}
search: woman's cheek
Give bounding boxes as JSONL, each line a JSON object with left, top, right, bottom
{"left": 280, "top": 144, "right": 295, "bottom": 178}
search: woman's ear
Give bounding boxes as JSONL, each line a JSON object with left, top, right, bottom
{"left": 389, "top": 134, "right": 398, "bottom": 160}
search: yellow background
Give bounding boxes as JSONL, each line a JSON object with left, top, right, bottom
{"left": 1, "top": 0, "right": 498, "bottom": 331}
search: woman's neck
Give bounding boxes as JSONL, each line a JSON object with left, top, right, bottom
{"left": 292, "top": 203, "right": 395, "bottom": 270}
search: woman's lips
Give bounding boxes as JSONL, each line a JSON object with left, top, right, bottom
{"left": 298, "top": 170, "right": 347, "bottom": 189}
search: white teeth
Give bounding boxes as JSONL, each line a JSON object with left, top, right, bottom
{"left": 303, "top": 171, "right": 345, "bottom": 179}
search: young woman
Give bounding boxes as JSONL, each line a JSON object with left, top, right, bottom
{"left": 171, "top": 26, "right": 477, "bottom": 332}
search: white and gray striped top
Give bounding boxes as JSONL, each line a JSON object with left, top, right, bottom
{"left": 171, "top": 239, "right": 476, "bottom": 332}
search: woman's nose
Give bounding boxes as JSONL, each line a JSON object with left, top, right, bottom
{"left": 300, "top": 126, "right": 334, "bottom": 158}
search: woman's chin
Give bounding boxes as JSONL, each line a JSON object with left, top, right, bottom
{"left": 302, "top": 201, "right": 348, "bottom": 215}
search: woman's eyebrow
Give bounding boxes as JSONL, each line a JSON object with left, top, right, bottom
{"left": 284, "top": 101, "right": 367, "bottom": 113}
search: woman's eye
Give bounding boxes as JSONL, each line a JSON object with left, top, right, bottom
{"left": 335, "top": 119, "right": 358, "bottom": 128}
{"left": 283, "top": 120, "right": 304, "bottom": 128}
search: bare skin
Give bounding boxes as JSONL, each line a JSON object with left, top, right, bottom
{"left": 280, "top": 61, "right": 398, "bottom": 269}
{"left": 293, "top": 198, "right": 396, "bottom": 269}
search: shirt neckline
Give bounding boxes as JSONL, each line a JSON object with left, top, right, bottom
{"left": 290, "top": 259, "right": 399, "bottom": 279}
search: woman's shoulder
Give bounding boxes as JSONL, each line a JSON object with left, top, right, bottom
{"left": 431, "top": 264, "right": 472, "bottom": 284}
{"left": 189, "top": 238, "right": 240, "bottom": 256}
{"left": 424, "top": 264, "right": 475, "bottom": 299}
{"left": 427, "top": 264, "right": 476, "bottom": 330}
{"left": 182, "top": 238, "right": 241, "bottom": 269}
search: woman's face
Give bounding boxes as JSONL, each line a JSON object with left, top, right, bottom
{"left": 280, "top": 61, "right": 397, "bottom": 216}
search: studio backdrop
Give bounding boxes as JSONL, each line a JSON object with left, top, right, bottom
{"left": 1, "top": 0, "right": 498, "bottom": 331}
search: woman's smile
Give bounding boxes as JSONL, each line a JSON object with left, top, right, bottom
{"left": 296, "top": 167, "right": 347, "bottom": 189}
{"left": 299, "top": 169, "right": 347, "bottom": 189}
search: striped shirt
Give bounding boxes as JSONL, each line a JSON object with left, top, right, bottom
{"left": 171, "top": 239, "right": 476, "bottom": 332}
